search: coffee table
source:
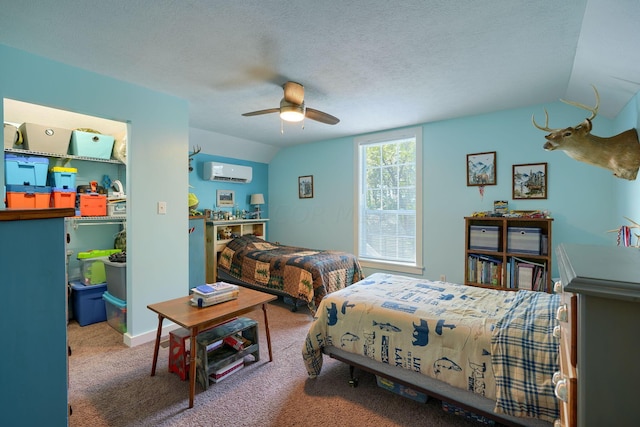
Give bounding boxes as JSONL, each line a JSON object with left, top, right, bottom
{"left": 148, "top": 287, "right": 277, "bottom": 408}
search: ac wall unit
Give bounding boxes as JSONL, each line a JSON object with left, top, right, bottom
{"left": 203, "top": 162, "right": 252, "bottom": 183}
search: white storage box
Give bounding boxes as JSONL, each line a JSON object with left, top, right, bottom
{"left": 19, "top": 123, "right": 71, "bottom": 155}
{"left": 469, "top": 225, "right": 499, "bottom": 251}
{"left": 507, "top": 227, "right": 542, "bottom": 255}
{"left": 4, "top": 123, "right": 19, "bottom": 149}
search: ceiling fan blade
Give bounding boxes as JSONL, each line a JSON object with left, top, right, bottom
{"left": 242, "top": 108, "right": 279, "bottom": 117}
{"left": 283, "top": 81, "right": 304, "bottom": 105}
{"left": 305, "top": 107, "right": 340, "bottom": 125}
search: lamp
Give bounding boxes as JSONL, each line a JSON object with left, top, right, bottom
{"left": 279, "top": 99, "right": 305, "bottom": 122}
{"left": 250, "top": 193, "right": 265, "bottom": 219}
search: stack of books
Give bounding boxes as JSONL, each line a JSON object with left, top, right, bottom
{"left": 190, "top": 282, "right": 240, "bottom": 307}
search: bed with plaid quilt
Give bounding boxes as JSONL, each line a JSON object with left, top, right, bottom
{"left": 303, "top": 273, "right": 560, "bottom": 423}
{"left": 218, "top": 235, "right": 364, "bottom": 311}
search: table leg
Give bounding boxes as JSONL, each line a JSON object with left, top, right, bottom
{"left": 151, "top": 314, "right": 164, "bottom": 376}
{"left": 188, "top": 327, "right": 198, "bottom": 408}
{"left": 262, "top": 303, "right": 273, "bottom": 362}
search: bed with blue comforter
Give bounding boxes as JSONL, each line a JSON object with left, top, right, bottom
{"left": 303, "top": 273, "right": 560, "bottom": 425}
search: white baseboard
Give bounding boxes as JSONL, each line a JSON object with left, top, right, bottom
{"left": 122, "top": 322, "right": 182, "bottom": 347}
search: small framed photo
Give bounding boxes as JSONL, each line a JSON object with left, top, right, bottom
{"left": 298, "top": 175, "right": 314, "bottom": 199}
{"left": 216, "top": 189, "right": 235, "bottom": 207}
{"left": 513, "top": 163, "right": 547, "bottom": 199}
{"left": 467, "top": 151, "right": 497, "bottom": 186}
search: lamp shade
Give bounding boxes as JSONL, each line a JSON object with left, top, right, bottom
{"left": 250, "top": 193, "right": 265, "bottom": 205}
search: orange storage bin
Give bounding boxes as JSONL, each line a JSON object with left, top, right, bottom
{"left": 5, "top": 185, "right": 51, "bottom": 208}
{"left": 51, "top": 188, "right": 76, "bottom": 208}
{"left": 79, "top": 193, "right": 107, "bottom": 216}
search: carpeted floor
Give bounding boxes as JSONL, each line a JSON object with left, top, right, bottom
{"left": 68, "top": 298, "right": 480, "bottom": 427}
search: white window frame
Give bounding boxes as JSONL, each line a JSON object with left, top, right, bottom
{"left": 354, "top": 127, "right": 423, "bottom": 275}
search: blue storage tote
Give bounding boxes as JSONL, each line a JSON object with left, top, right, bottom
{"left": 4, "top": 154, "right": 49, "bottom": 186}
{"left": 70, "top": 281, "right": 107, "bottom": 326}
{"left": 69, "top": 130, "right": 115, "bottom": 159}
{"left": 103, "top": 291, "right": 127, "bottom": 333}
{"left": 469, "top": 225, "right": 499, "bottom": 251}
{"left": 507, "top": 227, "right": 542, "bottom": 255}
{"left": 49, "top": 166, "right": 77, "bottom": 189}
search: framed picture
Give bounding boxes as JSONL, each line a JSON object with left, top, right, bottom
{"left": 467, "top": 151, "right": 497, "bottom": 186}
{"left": 512, "top": 163, "right": 547, "bottom": 199}
{"left": 298, "top": 175, "right": 314, "bottom": 199}
{"left": 216, "top": 189, "right": 235, "bottom": 207}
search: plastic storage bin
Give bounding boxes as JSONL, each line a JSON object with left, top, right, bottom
{"left": 49, "top": 166, "right": 77, "bottom": 189}
{"left": 50, "top": 188, "right": 76, "bottom": 208}
{"left": 77, "top": 249, "right": 122, "bottom": 285}
{"left": 102, "top": 291, "right": 127, "bottom": 333}
{"left": 376, "top": 376, "right": 428, "bottom": 403}
{"left": 507, "top": 227, "right": 542, "bottom": 255}
{"left": 5, "top": 184, "right": 51, "bottom": 208}
{"left": 70, "top": 281, "right": 107, "bottom": 326}
{"left": 4, "top": 154, "right": 49, "bottom": 186}
{"left": 79, "top": 193, "right": 107, "bottom": 216}
{"left": 69, "top": 130, "right": 115, "bottom": 159}
{"left": 103, "top": 259, "right": 126, "bottom": 301}
{"left": 19, "top": 122, "right": 72, "bottom": 155}
{"left": 469, "top": 225, "right": 499, "bottom": 251}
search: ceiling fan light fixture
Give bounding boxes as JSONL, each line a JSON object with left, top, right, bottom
{"left": 279, "top": 100, "right": 305, "bottom": 122}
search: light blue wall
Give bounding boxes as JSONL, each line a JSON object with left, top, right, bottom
{"left": 0, "top": 45, "right": 190, "bottom": 340}
{"left": 269, "top": 101, "right": 628, "bottom": 283}
{"left": 189, "top": 154, "right": 269, "bottom": 223}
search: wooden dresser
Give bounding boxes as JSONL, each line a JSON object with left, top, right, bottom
{"left": 555, "top": 243, "right": 640, "bottom": 427}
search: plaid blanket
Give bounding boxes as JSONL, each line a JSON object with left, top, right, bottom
{"left": 491, "top": 290, "right": 560, "bottom": 422}
{"left": 218, "top": 235, "right": 363, "bottom": 311}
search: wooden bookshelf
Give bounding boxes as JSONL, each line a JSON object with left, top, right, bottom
{"left": 464, "top": 216, "right": 553, "bottom": 292}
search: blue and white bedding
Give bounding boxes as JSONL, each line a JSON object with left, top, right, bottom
{"left": 303, "top": 273, "right": 560, "bottom": 423}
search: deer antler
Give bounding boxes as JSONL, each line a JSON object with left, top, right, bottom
{"left": 189, "top": 145, "right": 201, "bottom": 157}
{"left": 531, "top": 109, "right": 556, "bottom": 132}
{"left": 560, "top": 85, "right": 599, "bottom": 121}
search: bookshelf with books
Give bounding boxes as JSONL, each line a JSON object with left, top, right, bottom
{"left": 464, "top": 216, "right": 553, "bottom": 293}
{"left": 195, "top": 317, "right": 260, "bottom": 390}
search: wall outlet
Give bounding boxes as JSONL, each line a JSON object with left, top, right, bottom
{"left": 157, "top": 201, "right": 167, "bottom": 215}
{"left": 440, "top": 274, "right": 446, "bottom": 282}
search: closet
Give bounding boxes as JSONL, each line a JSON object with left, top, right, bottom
{"left": 3, "top": 98, "right": 128, "bottom": 324}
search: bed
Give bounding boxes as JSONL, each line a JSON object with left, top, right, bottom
{"left": 217, "top": 235, "right": 364, "bottom": 312}
{"left": 303, "top": 273, "right": 560, "bottom": 426}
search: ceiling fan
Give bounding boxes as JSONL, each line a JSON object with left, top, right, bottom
{"left": 242, "top": 81, "right": 340, "bottom": 125}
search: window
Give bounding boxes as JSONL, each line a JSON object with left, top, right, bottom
{"left": 355, "top": 127, "right": 423, "bottom": 274}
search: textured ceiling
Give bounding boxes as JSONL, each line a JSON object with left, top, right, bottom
{"left": 1, "top": 0, "right": 639, "bottom": 147}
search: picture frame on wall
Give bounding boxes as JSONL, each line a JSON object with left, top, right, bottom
{"left": 467, "top": 151, "right": 497, "bottom": 186}
{"left": 513, "top": 163, "right": 547, "bottom": 199}
{"left": 299, "top": 175, "right": 314, "bottom": 199}
{"left": 216, "top": 189, "right": 235, "bottom": 206}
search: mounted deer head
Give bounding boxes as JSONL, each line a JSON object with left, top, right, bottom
{"left": 532, "top": 86, "right": 640, "bottom": 180}
{"left": 189, "top": 145, "right": 201, "bottom": 173}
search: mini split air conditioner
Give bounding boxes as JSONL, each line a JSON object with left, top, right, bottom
{"left": 202, "top": 162, "right": 252, "bottom": 183}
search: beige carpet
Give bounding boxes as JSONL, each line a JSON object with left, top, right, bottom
{"left": 68, "top": 298, "right": 479, "bottom": 427}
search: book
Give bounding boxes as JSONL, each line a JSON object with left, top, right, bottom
{"left": 223, "top": 334, "right": 251, "bottom": 351}
{"left": 517, "top": 263, "right": 534, "bottom": 290}
{"left": 190, "top": 289, "right": 240, "bottom": 307}
{"left": 211, "top": 358, "right": 244, "bottom": 383}
{"left": 193, "top": 282, "right": 239, "bottom": 296}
